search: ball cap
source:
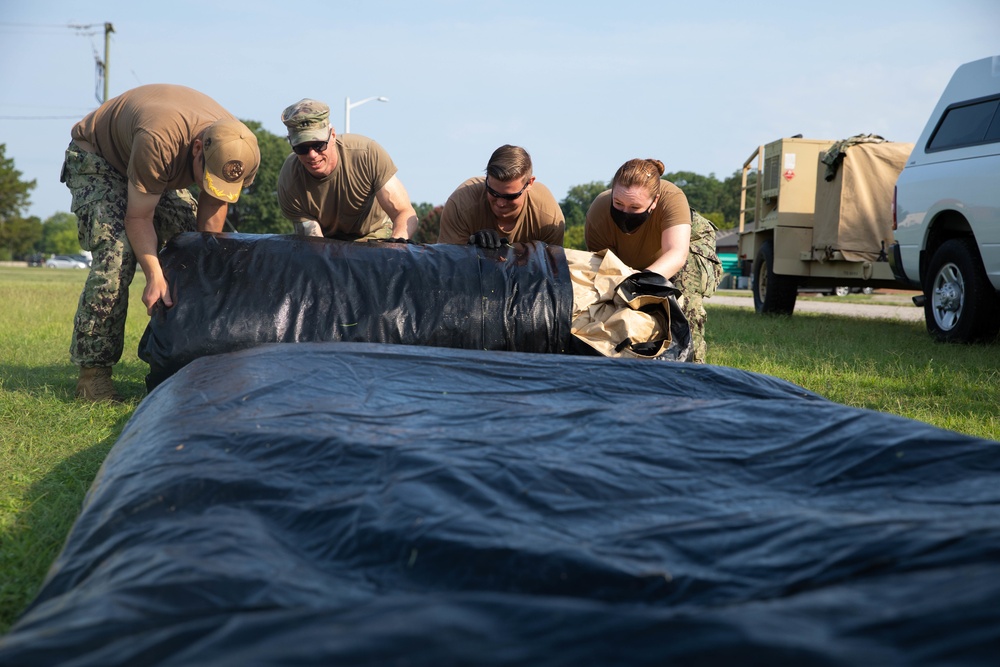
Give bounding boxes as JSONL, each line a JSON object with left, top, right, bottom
{"left": 201, "top": 119, "right": 260, "bottom": 202}
{"left": 281, "top": 99, "right": 332, "bottom": 147}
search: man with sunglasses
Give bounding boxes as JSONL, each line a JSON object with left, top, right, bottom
{"left": 277, "top": 99, "right": 417, "bottom": 241}
{"left": 61, "top": 83, "right": 260, "bottom": 401}
{"left": 437, "top": 145, "right": 564, "bottom": 249}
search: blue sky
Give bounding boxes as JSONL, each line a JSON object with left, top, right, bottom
{"left": 1, "top": 0, "right": 998, "bottom": 222}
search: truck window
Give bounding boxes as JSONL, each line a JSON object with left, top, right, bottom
{"left": 927, "top": 96, "right": 1000, "bottom": 151}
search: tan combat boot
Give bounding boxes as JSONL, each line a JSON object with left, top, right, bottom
{"left": 76, "top": 366, "right": 124, "bottom": 403}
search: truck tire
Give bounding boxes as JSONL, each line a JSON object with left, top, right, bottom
{"left": 924, "top": 238, "right": 1000, "bottom": 343}
{"left": 752, "top": 240, "right": 798, "bottom": 314}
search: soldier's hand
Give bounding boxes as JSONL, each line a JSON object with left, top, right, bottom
{"left": 616, "top": 270, "right": 678, "bottom": 299}
{"left": 468, "top": 229, "right": 507, "bottom": 249}
{"left": 142, "top": 274, "right": 172, "bottom": 315}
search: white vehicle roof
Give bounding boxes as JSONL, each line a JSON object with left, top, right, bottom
{"left": 908, "top": 55, "right": 1000, "bottom": 166}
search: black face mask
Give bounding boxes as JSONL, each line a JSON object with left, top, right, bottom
{"left": 609, "top": 200, "right": 654, "bottom": 234}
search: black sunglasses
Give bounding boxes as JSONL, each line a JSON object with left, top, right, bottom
{"left": 292, "top": 141, "right": 328, "bottom": 156}
{"left": 485, "top": 177, "right": 530, "bottom": 200}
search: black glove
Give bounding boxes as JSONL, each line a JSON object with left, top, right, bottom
{"left": 468, "top": 229, "right": 507, "bottom": 249}
{"left": 616, "top": 270, "right": 680, "bottom": 300}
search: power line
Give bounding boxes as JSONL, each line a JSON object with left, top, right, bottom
{"left": 0, "top": 21, "right": 115, "bottom": 103}
{"left": 0, "top": 116, "right": 86, "bottom": 120}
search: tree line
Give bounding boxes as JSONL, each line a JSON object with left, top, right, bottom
{"left": 0, "top": 125, "right": 750, "bottom": 260}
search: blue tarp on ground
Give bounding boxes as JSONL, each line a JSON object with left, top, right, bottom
{"left": 2, "top": 343, "right": 999, "bottom": 665}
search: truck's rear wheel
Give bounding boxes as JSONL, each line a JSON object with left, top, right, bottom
{"left": 924, "top": 238, "right": 1000, "bottom": 343}
{"left": 752, "top": 240, "right": 798, "bottom": 314}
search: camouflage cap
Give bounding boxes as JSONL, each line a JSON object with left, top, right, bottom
{"left": 201, "top": 119, "right": 260, "bottom": 203}
{"left": 281, "top": 99, "right": 332, "bottom": 147}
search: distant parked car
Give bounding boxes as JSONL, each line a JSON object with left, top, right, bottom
{"left": 45, "top": 255, "right": 88, "bottom": 269}
{"left": 798, "top": 286, "right": 875, "bottom": 297}
{"left": 26, "top": 253, "right": 44, "bottom": 267}
{"left": 68, "top": 253, "right": 93, "bottom": 268}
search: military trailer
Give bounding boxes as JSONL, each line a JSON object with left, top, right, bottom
{"left": 737, "top": 136, "right": 913, "bottom": 314}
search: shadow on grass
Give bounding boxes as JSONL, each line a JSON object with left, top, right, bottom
{"left": 0, "top": 411, "right": 132, "bottom": 634}
{"left": 0, "top": 360, "right": 146, "bottom": 633}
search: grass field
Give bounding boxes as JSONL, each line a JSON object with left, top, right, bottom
{"left": 1, "top": 264, "right": 998, "bottom": 633}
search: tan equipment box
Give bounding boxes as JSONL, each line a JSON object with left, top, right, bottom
{"left": 737, "top": 136, "right": 913, "bottom": 314}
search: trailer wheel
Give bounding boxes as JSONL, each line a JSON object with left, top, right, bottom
{"left": 923, "top": 238, "right": 1000, "bottom": 343}
{"left": 752, "top": 240, "right": 798, "bottom": 314}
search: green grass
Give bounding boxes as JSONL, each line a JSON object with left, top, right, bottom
{"left": 1, "top": 265, "right": 998, "bottom": 633}
{"left": 1, "top": 266, "right": 147, "bottom": 633}
{"left": 707, "top": 304, "right": 999, "bottom": 439}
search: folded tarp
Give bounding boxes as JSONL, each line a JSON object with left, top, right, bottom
{"left": 2, "top": 343, "right": 999, "bottom": 665}
{"left": 138, "top": 233, "right": 690, "bottom": 389}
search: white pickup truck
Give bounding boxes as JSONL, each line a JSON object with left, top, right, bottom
{"left": 891, "top": 56, "right": 1000, "bottom": 343}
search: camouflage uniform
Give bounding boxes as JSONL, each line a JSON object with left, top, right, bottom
{"left": 62, "top": 141, "right": 198, "bottom": 368}
{"left": 671, "top": 210, "right": 722, "bottom": 363}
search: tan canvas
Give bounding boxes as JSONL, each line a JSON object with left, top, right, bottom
{"left": 813, "top": 141, "right": 914, "bottom": 262}
{"left": 565, "top": 248, "right": 676, "bottom": 359}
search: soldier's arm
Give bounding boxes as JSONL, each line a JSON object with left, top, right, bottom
{"left": 376, "top": 175, "right": 418, "bottom": 238}
{"left": 646, "top": 223, "right": 692, "bottom": 279}
{"left": 124, "top": 183, "right": 167, "bottom": 314}
{"left": 544, "top": 209, "right": 566, "bottom": 246}
{"left": 196, "top": 191, "right": 229, "bottom": 232}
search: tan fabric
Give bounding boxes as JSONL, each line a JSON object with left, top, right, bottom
{"left": 566, "top": 248, "right": 676, "bottom": 359}
{"left": 70, "top": 84, "right": 256, "bottom": 195}
{"left": 813, "top": 141, "right": 914, "bottom": 262}
{"left": 277, "top": 134, "right": 397, "bottom": 238}
{"left": 584, "top": 179, "right": 690, "bottom": 269}
{"left": 437, "top": 177, "right": 565, "bottom": 245}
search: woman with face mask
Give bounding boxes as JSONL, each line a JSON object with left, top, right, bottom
{"left": 584, "top": 158, "right": 692, "bottom": 281}
{"left": 585, "top": 158, "right": 722, "bottom": 363}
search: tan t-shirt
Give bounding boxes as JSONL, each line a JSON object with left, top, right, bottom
{"left": 277, "top": 134, "right": 397, "bottom": 238}
{"left": 437, "top": 177, "right": 565, "bottom": 245}
{"left": 585, "top": 179, "right": 691, "bottom": 269}
{"left": 70, "top": 83, "right": 256, "bottom": 195}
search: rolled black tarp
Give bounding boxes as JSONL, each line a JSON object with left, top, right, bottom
{"left": 138, "top": 233, "right": 579, "bottom": 388}
{"left": 2, "top": 343, "right": 999, "bottom": 666}
{"left": 137, "top": 234, "right": 693, "bottom": 390}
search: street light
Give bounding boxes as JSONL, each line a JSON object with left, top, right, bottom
{"left": 344, "top": 95, "right": 389, "bottom": 134}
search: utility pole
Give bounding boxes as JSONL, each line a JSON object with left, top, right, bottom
{"left": 103, "top": 22, "right": 114, "bottom": 103}
{"left": 70, "top": 21, "right": 115, "bottom": 103}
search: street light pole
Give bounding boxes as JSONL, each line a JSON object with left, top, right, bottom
{"left": 344, "top": 95, "right": 389, "bottom": 134}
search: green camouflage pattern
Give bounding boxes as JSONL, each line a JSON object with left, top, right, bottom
{"left": 672, "top": 210, "right": 722, "bottom": 363}
{"left": 281, "top": 98, "right": 331, "bottom": 145}
{"left": 358, "top": 219, "right": 393, "bottom": 241}
{"left": 62, "top": 142, "right": 198, "bottom": 368}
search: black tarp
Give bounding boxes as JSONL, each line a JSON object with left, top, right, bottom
{"left": 138, "top": 233, "right": 579, "bottom": 389}
{"left": 137, "top": 233, "right": 693, "bottom": 391}
{"left": 2, "top": 343, "right": 999, "bottom": 665}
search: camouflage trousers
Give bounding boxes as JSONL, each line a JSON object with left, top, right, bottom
{"left": 672, "top": 211, "right": 722, "bottom": 364}
{"left": 62, "top": 141, "right": 198, "bottom": 368}
{"left": 674, "top": 291, "right": 707, "bottom": 363}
